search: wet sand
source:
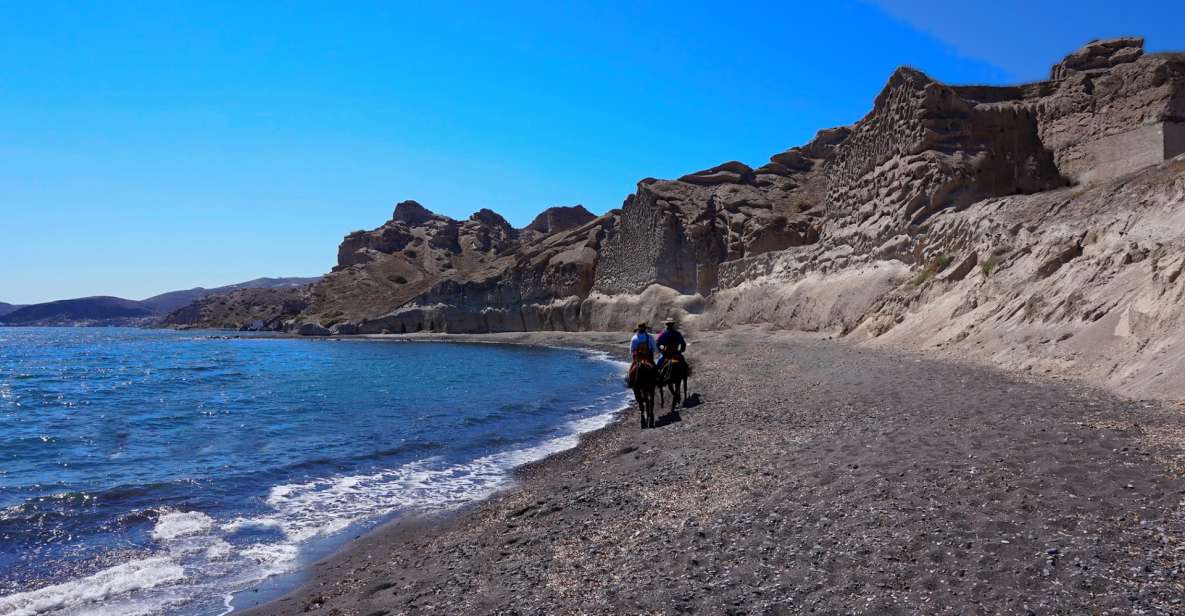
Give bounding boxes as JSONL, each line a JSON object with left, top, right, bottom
{"left": 240, "top": 327, "right": 1185, "bottom": 615}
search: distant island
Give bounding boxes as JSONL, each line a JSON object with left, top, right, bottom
{"left": 0, "top": 277, "right": 319, "bottom": 328}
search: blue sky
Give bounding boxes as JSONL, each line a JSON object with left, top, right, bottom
{"left": 1, "top": 1, "right": 1180, "bottom": 304}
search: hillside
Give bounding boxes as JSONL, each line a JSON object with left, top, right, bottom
{"left": 0, "top": 277, "right": 320, "bottom": 327}
{"left": 159, "top": 286, "right": 312, "bottom": 330}
{"left": 205, "top": 39, "right": 1185, "bottom": 397}
{"left": 0, "top": 297, "right": 157, "bottom": 326}
{"left": 139, "top": 276, "right": 321, "bottom": 315}
{"left": 0, "top": 302, "right": 23, "bottom": 318}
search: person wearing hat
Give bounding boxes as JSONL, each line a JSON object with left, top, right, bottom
{"left": 655, "top": 317, "right": 686, "bottom": 371}
{"left": 629, "top": 322, "right": 656, "bottom": 365}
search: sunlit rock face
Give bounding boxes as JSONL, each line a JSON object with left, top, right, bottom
{"left": 205, "top": 38, "right": 1185, "bottom": 396}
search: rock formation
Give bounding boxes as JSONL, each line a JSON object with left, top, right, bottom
{"left": 159, "top": 286, "right": 312, "bottom": 331}
{"left": 1037, "top": 37, "right": 1185, "bottom": 184}
{"left": 209, "top": 39, "right": 1185, "bottom": 397}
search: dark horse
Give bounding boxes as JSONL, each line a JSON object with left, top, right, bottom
{"left": 658, "top": 354, "right": 689, "bottom": 412}
{"left": 628, "top": 360, "right": 657, "bottom": 429}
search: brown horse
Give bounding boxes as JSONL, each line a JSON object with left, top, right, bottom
{"left": 628, "top": 360, "right": 657, "bottom": 429}
{"left": 658, "top": 355, "right": 689, "bottom": 412}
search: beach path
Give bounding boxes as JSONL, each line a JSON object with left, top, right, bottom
{"left": 243, "top": 328, "right": 1185, "bottom": 615}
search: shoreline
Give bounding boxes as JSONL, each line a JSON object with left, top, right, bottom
{"left": 233, "top": 331, "right": 636, "bottom": 613}
{"left": 241, "top": 327, "right": 1185, "bottom": 614}
{"left": 0, "top": 330, "right": 635, "bottom": 616}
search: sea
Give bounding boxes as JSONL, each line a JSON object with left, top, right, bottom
{"left": 0, "top": 328, "right": 628, "bottom": 615}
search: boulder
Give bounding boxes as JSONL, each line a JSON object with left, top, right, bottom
{"left": 329, "top": 322, "right": 358, "bottom": 335}
{"left": 391, "top": 200, "right": 436, "bottom": 225}
{"left": 1050, "top": 37, "right": 1145, "bottom": 80}
{"left": 678, "top": 161, "right": 756, "bottom": 186}
{"left": 295, "top": 322, "right": 331, "bottom": 336}
{"left": 525, "top": 205, "right": 596, "bottom": 235}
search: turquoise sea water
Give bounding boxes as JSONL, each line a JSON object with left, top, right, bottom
{"left": 0, "top": 328, "right": 626, "bottom": 615}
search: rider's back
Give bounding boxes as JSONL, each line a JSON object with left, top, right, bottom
{"left": 657, "top": 328, "right": 685, "bottom": 354}
{"left": 630, "top": 331, "right": 655, "bottom": 362}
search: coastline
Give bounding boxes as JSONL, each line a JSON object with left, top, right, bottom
{"left": 0, "top": 329, "right": 634, "bottom": 616}
{"left": 227, "top": 331, "right": 634, "bottom": 613}
{"left": 241, "top": 326, "right": 1185, "bottom": 614}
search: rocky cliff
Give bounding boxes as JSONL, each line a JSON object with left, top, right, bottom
{"left": 159, "top": 286, "right": 312, "bottom": 331}
{"left": 267, "top": 39, "right": 1185, "bottom": 396}
{"left": 295, "top": 201, "right": 605, "bottom": 334}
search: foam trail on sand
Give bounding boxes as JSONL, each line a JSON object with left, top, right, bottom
{"left": 262, "top": 397, "right": 628, "bottom": 544}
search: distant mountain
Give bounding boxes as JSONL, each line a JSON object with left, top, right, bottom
{"left": 138, "top": 277, "right": 322, "bottom": 314}
{"left": 0, "top": 297, "right": 156, "bottom": 326}
{"left": 0, "top": 277, "right": 321, "bottom": 327}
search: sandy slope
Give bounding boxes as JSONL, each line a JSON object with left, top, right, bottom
{"left": 240, "top": 329, "right": 1185, "bottom": 615}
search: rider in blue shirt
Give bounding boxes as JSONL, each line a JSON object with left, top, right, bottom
{"left": 629, "top": 322, "right": 656, "bottom": 363}
{"left": 656, "top": 317, "right": 686, "bottom": 370}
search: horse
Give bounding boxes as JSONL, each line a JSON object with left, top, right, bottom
{"left": 657, "top": 354, "right": 689, "bottom": 412}
{"left": 628, "top": 359, "right": 657, "bottom": 429}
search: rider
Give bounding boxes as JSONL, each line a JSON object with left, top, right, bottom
{"left": 629, "top": 322, "right": 656, "bottom": 364}
{"left": 656, "top": 317, "right": 686, "bottom": 371}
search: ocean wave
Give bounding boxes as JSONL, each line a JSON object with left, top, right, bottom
{"left": 151, "top": 511, "right": 214, "bottom": 541}
{"left": 0, "top": 557, "right": 185, "bottom": 616}
{"left": 261, "top": 395, "right": 628, "bottom": 542}
{"left": 1, "top": 335, "right": 631, "bottom": 616}
{"left": 0, "top": 394, "right": 628, "bottom": 616}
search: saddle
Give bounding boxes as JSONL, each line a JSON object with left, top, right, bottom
{"left": 627, "top": 358, "right": 653, "bottom": 388}
{"left": 659, "top": 352, "right": 690, "bottom": 382}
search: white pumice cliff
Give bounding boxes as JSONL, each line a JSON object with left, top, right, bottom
{"left": 171, "top": 38, "right": 1185, "bottom": 398}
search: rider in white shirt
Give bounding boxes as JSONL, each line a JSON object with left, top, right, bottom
{"left": 629, "top": 322, "right": 656, "bottom": 363}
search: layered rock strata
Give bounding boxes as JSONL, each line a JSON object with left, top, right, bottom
{"left": 237, "top": 39, "right": 1185, "bottom": 396}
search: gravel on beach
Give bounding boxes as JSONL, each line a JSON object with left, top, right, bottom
{"left": 241, "top": 327, "right": 1185, "bottom": 615}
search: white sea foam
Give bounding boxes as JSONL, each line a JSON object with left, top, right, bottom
{"left": 0, "top": 557, "right": 184, "bottom": 616}
{"left": 259, "top": 391, "right": 629, "bottom": 546}
{"left": 1, "top": 383, "right": 630, "bottom": 616}
{"left": 151, "top": 510, "right": 213, "bottom": 541}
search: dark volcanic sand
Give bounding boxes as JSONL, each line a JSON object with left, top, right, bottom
{"left": 241, "top": 328, "right": 1185, "bottom": 615}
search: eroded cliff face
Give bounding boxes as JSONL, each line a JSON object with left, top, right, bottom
{"left": 1040, "top": 37, "right": 1185, "bottom": 183}
{"left": 271, "top": 39, "right": 1185, "bottom": 396}
{"left": 307, "top": 200, "right": 522, "bottom": 328}
{"left": 702, "top": 39, "right": 1185, "bottom": 398}
{"left": 160, "top": 286, "right": 311, "bottom": 331}
{"left": 294, "top": 200, "right": 609, "bottom": 333}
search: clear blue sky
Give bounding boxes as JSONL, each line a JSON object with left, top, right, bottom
{"left": 1, "top": 1, "right": 1180, "bottom": 304}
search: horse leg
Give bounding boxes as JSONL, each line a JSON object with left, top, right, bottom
{"left": 634, "top": 389, "right": 646, "bottom": 429}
